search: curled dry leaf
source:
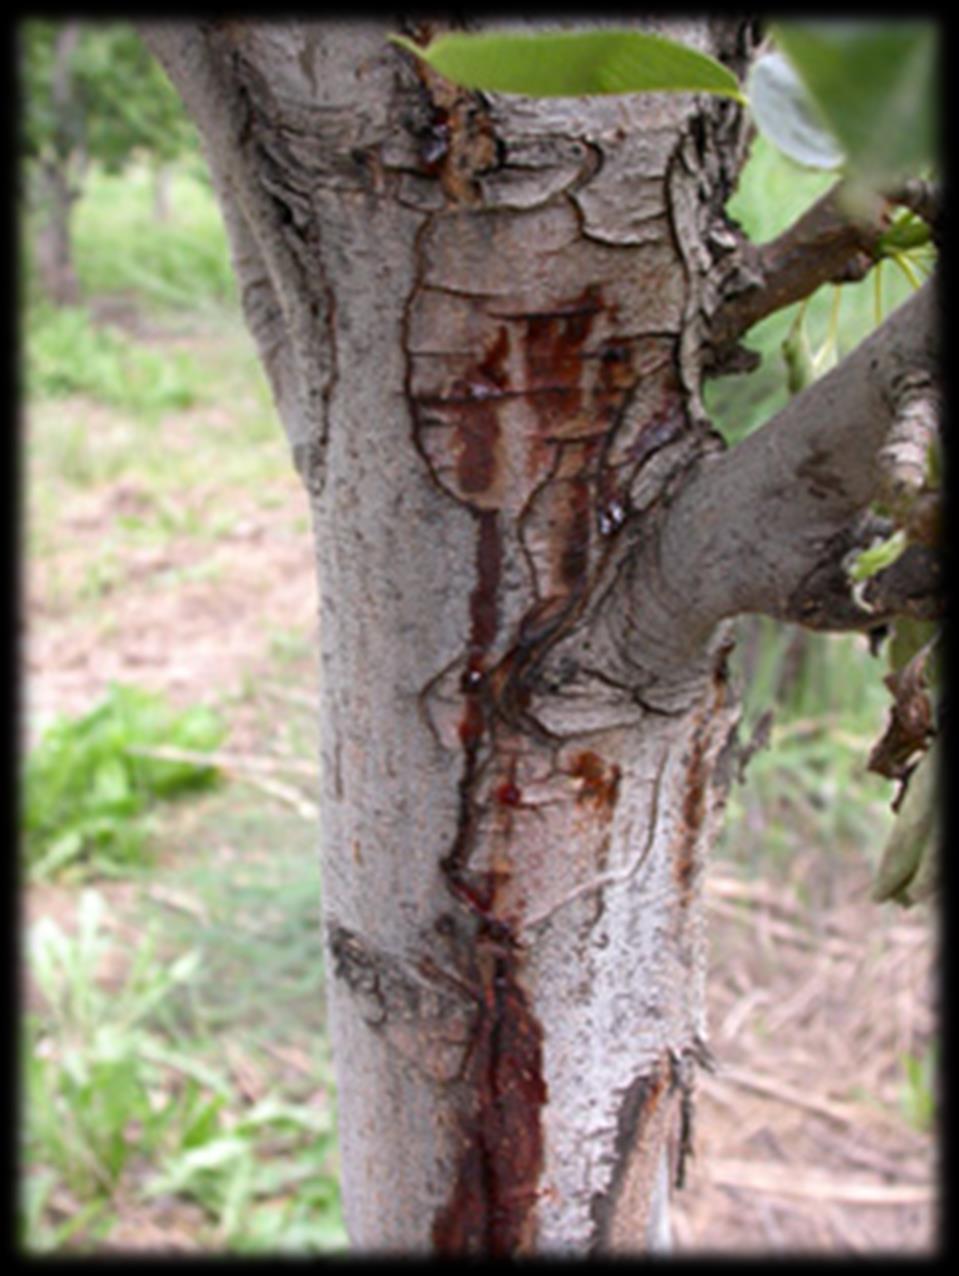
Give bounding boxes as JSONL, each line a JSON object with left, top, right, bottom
{"left": 867, "top": 633, "right": 935, "bottom": 784}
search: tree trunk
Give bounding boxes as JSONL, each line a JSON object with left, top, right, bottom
{"left": 152, "top": 162, "right": 174, "bottom": 222}
{"left": 32, "top": 22, "right": 83, "bottom": 307}
{"left": 34, "top": 160, "right": 80, "bottom": 306}
{"left": 139, "top": 17, "right": 938, "bottom": 1255}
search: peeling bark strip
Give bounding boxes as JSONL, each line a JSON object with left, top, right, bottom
{"left": 403, "top": 20, "right": 499, "bottom": 207}
{"left": 589, "top": 1055, "right": 673, "bottom": 1252}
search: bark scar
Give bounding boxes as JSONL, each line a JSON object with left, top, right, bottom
{"left": 327, "top": 923, "right": 478, "bottom": 1084}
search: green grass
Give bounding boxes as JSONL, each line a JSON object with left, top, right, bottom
{"left": 149, "top": 791, "right": 327, "bottom": 1037}
{"left": 21, "top": 158, "right": 252, "bottom": 427}
{"left": 21, "top": 158, "right": 240, "bottom": 420}
{"left": 20, "top": 674, "right": 346, "bottom": 1253}
{"left": 899, "top": 1040, "right": 937, "bottom": 1133}
{"left": 22, "top": 888, "right": 346, "bottom": 1254}
{"left": 27, "top": 354, "right": 282, "bottom": 538}
{"left": 23, "top": 685, "right": 225, "bottom": 882}
{"left": 24, "top": 303, "right": 205, "bottom": 418}
{"left": 720, "top": 619, "right": 896, "bottom": 882}
{"left": 72, "top": 161, "right": 236, "bottom": 313}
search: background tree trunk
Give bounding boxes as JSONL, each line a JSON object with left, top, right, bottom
{"left": 152, "top": 162, "right": 174, "bottom": 222}
{"left": 33, "top": 160, "right": 80, "bottom": 306}
{"left": 32, "top": 22, "right": 83, "bottom": 306}
{"left": 143, "top": 17, "right": 761, "bottom": 1253}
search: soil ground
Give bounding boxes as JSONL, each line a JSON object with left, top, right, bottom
{"left": 23, "top": 325, "right": 938, "bottom": 1255}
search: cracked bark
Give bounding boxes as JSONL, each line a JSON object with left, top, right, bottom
{"left": 139, "top": 16, "right": 936, "bottom": 1255}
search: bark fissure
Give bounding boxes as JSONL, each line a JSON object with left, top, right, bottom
{"left": 402, "top": 165, "right": 706, "bottom": 1250}
{"left": 390, "top": 53, "right": 758, "bottom": 1249}
{"left": 327, "top": 923, "right": 478, "bottom": 1084}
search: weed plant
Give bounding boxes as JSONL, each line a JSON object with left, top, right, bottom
{"left": 22, "top": 891, "right": 346, "bottom": 1253}
{"left": 23, "top": 685, "right": 225, "bottom": 881}
{"left": 25, "top": 303, "right": 204, "bottom": 415}
{"left": 72, "top": 161, "right": 236, "bottom": 312}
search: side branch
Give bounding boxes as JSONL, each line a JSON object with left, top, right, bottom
{"left": 656, "top": 281, "right": 939, "bottom": 658}
{"left": 709, "top": 183, "right": 892, "bottom": 356}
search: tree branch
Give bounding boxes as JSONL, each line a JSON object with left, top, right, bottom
{"left": 786, "top": 534, "right": 942, "bottom": 632}
{"left": 652, "top": 281, "right": 939, "bottom": 661}
{"left": 709, "top": 183, "right": 892, "bottom": 358}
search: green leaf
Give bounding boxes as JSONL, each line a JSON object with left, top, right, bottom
{"left": 138, "top": 1039, "right": 233, "bottom": 1098}
{"left": 878, "top": 208, "right": 933, "bottom": 257}
{"left": 390, "top": 30, "right": 746, "bottom": 102}
{"left": 234, "top": 1095, "right": 333, "bottom": 1136}
{"left": 772, "top": 21, "right": 938, "bottom": 189}
{"left": 847, "top": 529, "right": 908, "bottom": 582}
{"left": 872, "top": 740, "right": 939, "bottom": 905}
{"left": 781, "top": 309, "right": 815, "bottom": 396}
{"left": 29, "top": 829, "right": 85, "bottom": 881}
{"left": 145, "top": 1137, "right": 250, "bottom": 1197}
{"left": 747, "top": 51, "right": 844, "bottom": 171}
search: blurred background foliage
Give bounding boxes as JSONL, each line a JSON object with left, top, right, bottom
{"left": 18, "top": 20, "right": 935, "bottom": 1255}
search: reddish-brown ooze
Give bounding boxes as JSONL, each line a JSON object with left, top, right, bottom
{"left": 452, "top": 326, "right": 509, "bottom": 497}
{"left": 431, "top": 949, "right": 546, "bottom": 1255}
{"left": 569, "top": 749, "right": 622, "bottom": 814}
{"left": 494, "top": 781, "right": 522, "bottom": 807}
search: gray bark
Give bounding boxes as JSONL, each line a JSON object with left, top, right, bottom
{"left": 138, "top": 16, "right": 936, "bottom": 1255}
